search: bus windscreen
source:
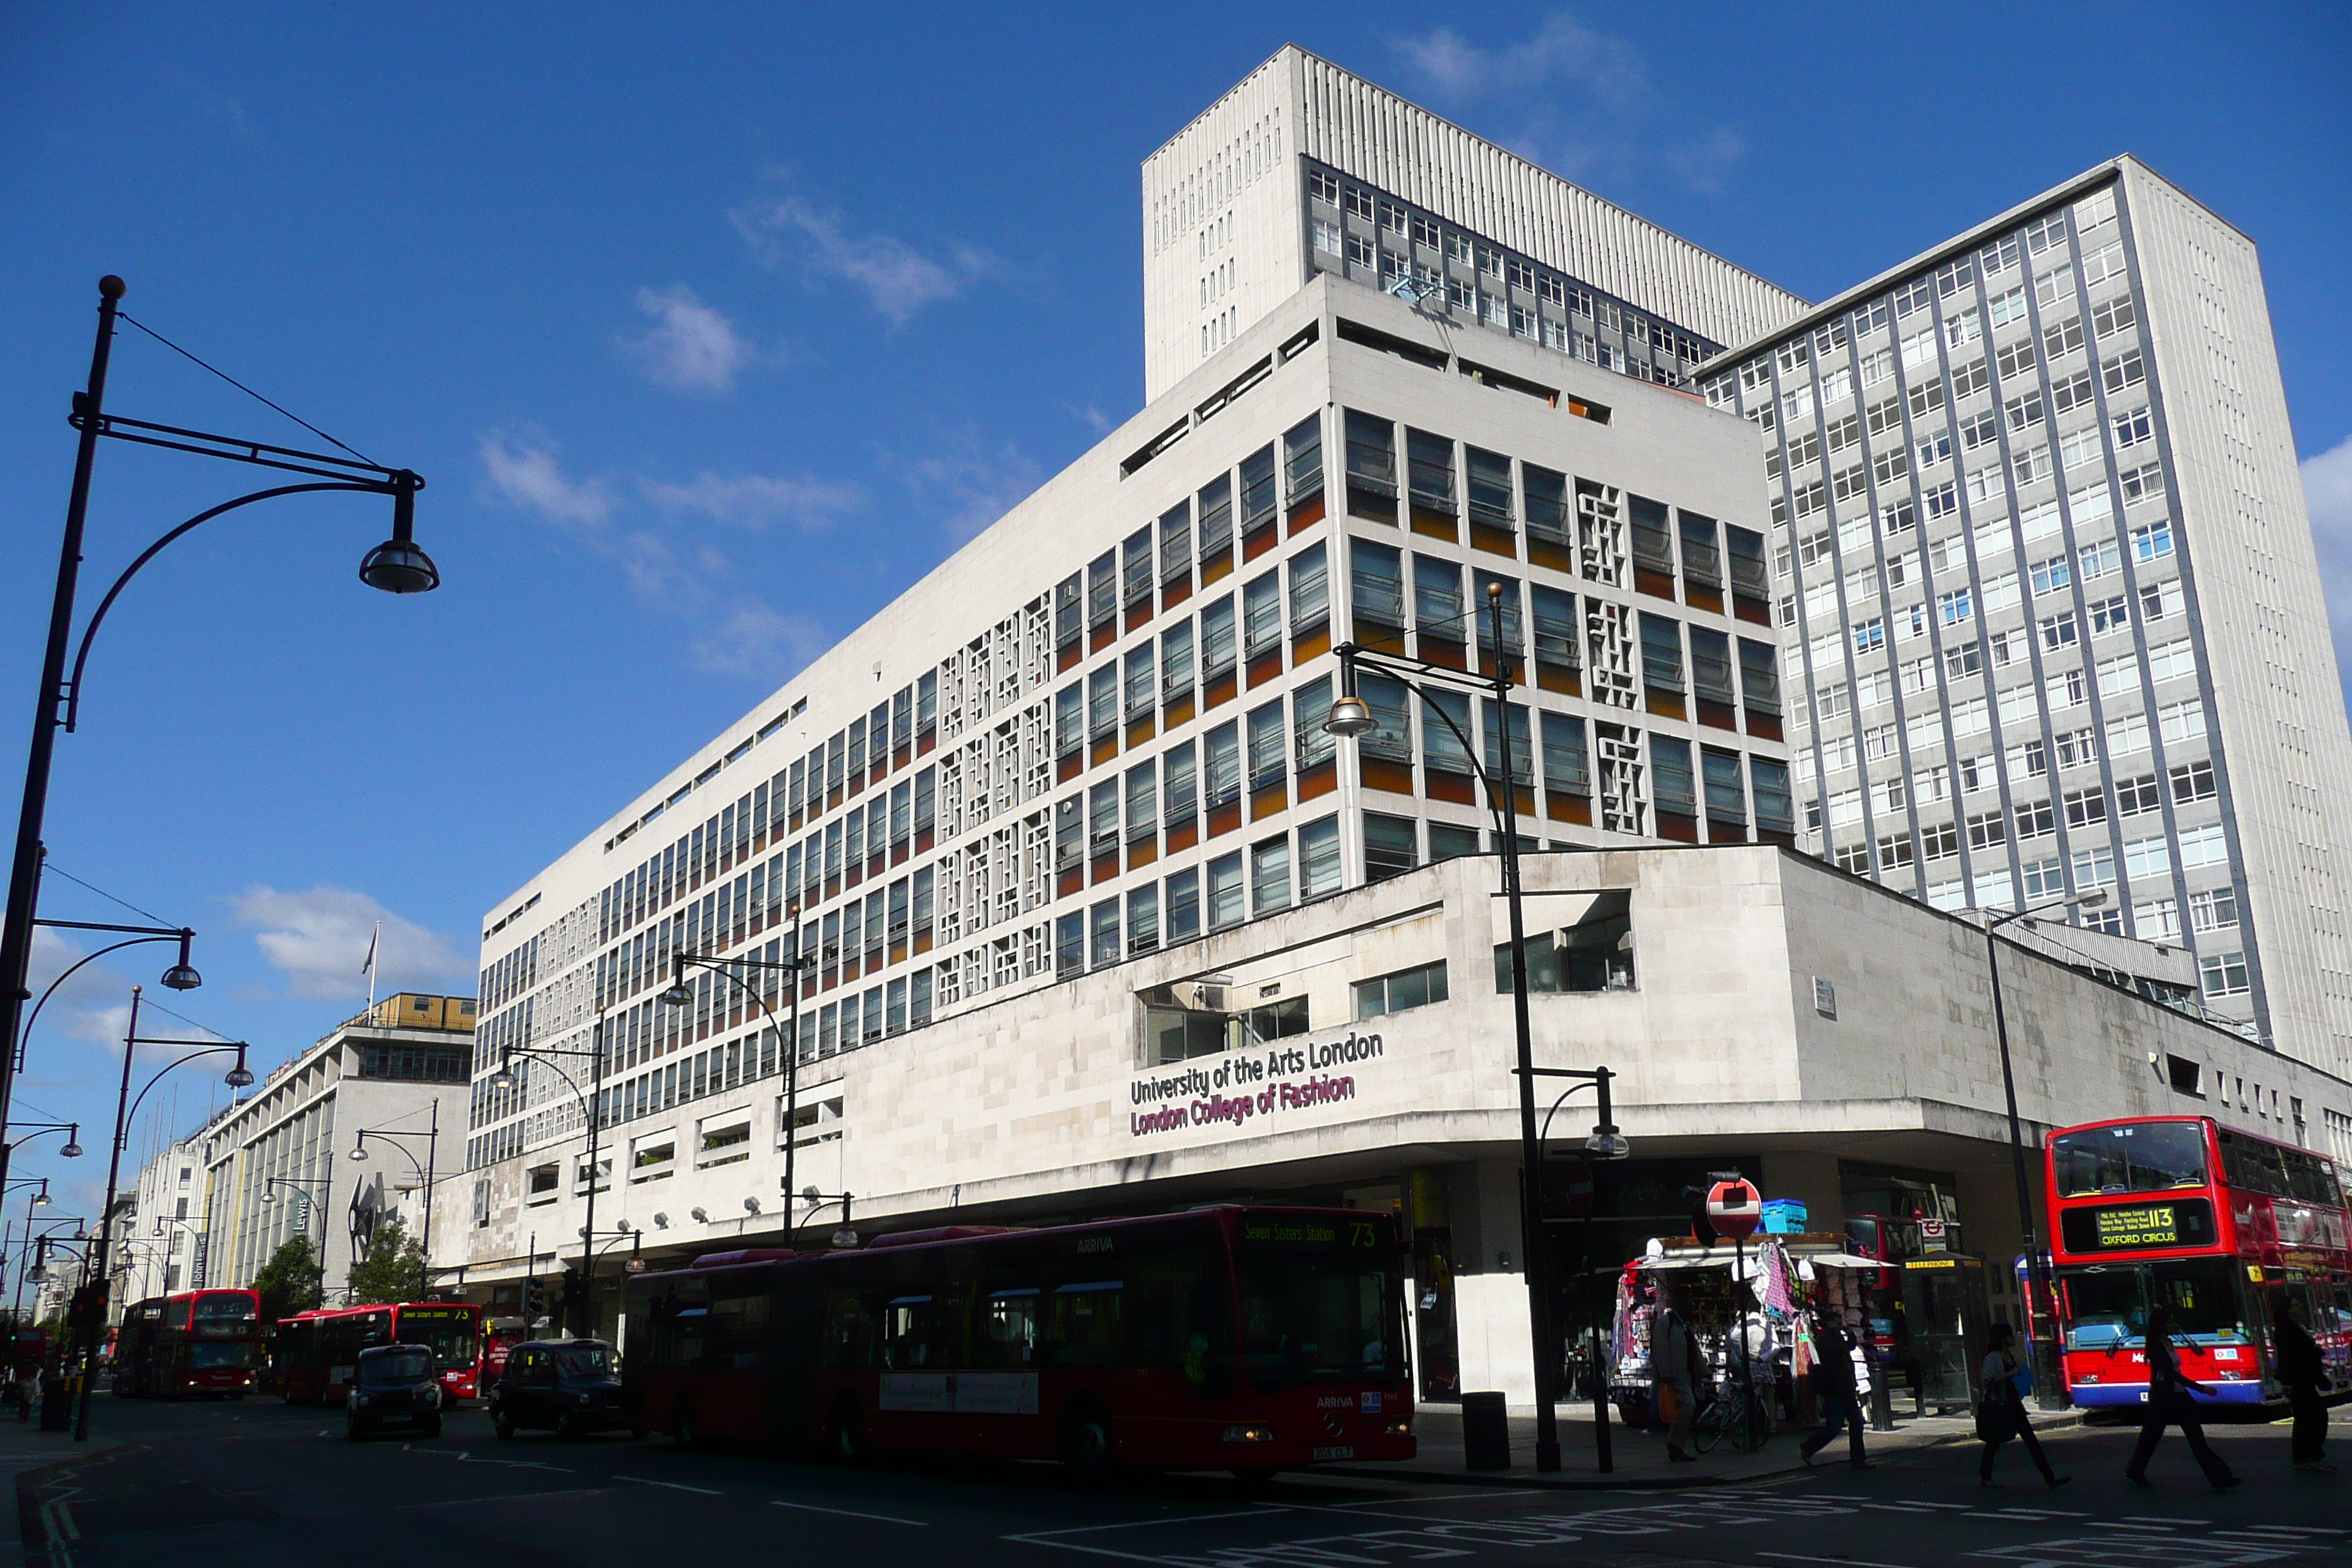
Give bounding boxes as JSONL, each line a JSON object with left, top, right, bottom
{"left": 395, "top": 1308, "right": 478, "bottom": 1370}
{"left": 1235, "top": 1216, "right": 1402, "bottom": 1387}
{"left": 2050, "top": 1121, "right": 2208, "bottom": 1197}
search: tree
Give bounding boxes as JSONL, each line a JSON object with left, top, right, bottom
{"left": 252, "top": 1236, "right": 324, "bottom": 1322}
{"left": 345, "top": 1217, "right": 426, "bottom": 1305}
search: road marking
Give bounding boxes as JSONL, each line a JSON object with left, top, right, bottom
{"left": 1757, "top": 1554, "right": 1911, "bottom": 1568}
{"left": 772, "top": 1499, "right": 928, "bottom": 1526}
{"left": 1011, "top": 1509, "right": 1286, "bottom": 1538}
{"left": 407, "top": 1489, "right": 611, "bottom": 1509}
{"left": 615, "top": 1474, "right": 723, "bottom": 1496}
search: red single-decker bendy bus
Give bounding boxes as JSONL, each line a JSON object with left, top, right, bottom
{"left": 2046, "top": 1115, "right": 2352, "bottom": 1409}
{"left": 115, "top": 1289, "right": 264, "bottom": 1398}
{"left": 624, "top": 1205, "right": 1414, "bottom": 1475}
{"left": 276, "top": 1300, "right": 484, "bottom": 1406}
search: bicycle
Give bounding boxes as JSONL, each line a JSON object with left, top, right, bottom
{"left": 1690, "top": 1379, "right": 1774, "bottom": 1455}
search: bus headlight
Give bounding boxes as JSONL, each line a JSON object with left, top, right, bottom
{"left": 1221, "top": 1425, "right": 1275, "bottom": 1444}
{"left": 1384, "top": 1420, "right": 1411, "bottom": 1436}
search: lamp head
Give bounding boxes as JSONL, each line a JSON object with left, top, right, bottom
{"left": 347, "top": 1142, "right": 369, "bottom": 1163}
{"left": 225, "top": 1048, "right": 255, "bottom": 1090}
{"left": 2071, "top": 890, "right": 2110, "bottom": 911}
{"left": 743, "top": 1196, "right": 761, "bottom": 1215}
{"left": 489, "top": 1059, "right": 517, "bottom": 1093}
{"left": 59, "top": 1126, "right": 81, "bottom": 1159}
{"left": 160, "top": 930, "right": 201, "bottom": 992}
{"left": 659, "top": 976, "right": 694, "bottom": 1009}
{"left": 652, "top": 1212, "right": 670, "bottom": 1229}
{"left": 32, "top": 1187, "right": 50, "bottom": 1208}
{"left": 261, "top": 1187, "right": 275, "bottom": 1205}
{"left": 359, "top": 471, "right": 440, "bottom": 595}
{"left": 1583, "top": 1126, "right": 1632, "bottom": 1161}
{"left": 1324, "top": 695, "right": 1377, "bottom": 739}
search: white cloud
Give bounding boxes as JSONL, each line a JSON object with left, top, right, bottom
{"left": 478, "top": 431, "right": 839, "bottom": 684}
{"left": 1390, "top": 13, "right": 1741, "bottom": 195}
{"left": 688, "top": 603, "right": 831, "bottom": 677}
{"left": 905, "top": 434, "right": 1045, "bottom": 542}
{"left": 641, "top": 471, "right": 864, "bottom": 532}
{"left": 478, "top": 430, "right": 613, "bottom": 527}
{"left": 1395, "top": 15, "right": 1644, "bottom": 110}
{"left": 622, "top": 284, "right": 759, "bottom": 396}
{"left": 231, "top": 885, "right": 472, "bottom": 1000}
{"left": 2304, "top": 433, "right": 2352, "bottom": 706}
{"left": 731, "top": 191, "right": 1006, "bottom": 327}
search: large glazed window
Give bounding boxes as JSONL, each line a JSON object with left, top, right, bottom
{"left": 2050, "top": 1121, "right": 2209, "bottom": 1197}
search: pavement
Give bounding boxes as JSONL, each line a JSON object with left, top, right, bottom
{"left": 1333, "top": 1399, "right": 2086, "bottom": 1488}
{"left": 0, "top": 1392, "right": 2344, "bottom": 1568}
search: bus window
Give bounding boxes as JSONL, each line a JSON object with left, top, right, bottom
{"left": 981, "top": 1290, "right": 1039, "bottom": 1367}
{"left": 884, "top": 1296, "right": 938, "bottom": 1368}
{"left": 652, "top": 1306, "right": 708, "bottom": 1371}
{"left": 822, "top": 1293, "right": 875, "bottom": 1371}
{"left": 1044, "top": 1283, "right": 1125, "bottom": 1368}
{"left": 2059, "top": 1269, "right": 2143, "bottom": 1350}
{"left": 2051, "top": 1122, "right": 2208, "bottom": 1196}
{"left": 708, "top": 1294, "right": 768, "bottom": 1370}
{"left": 1238, "top": 1254, "right": 1400, "bottom": 1385}
{"left": 2151, "top": 1257, "right": 2252, "bottom": 1343}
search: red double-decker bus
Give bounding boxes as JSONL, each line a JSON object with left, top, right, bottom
{"left": 624, "top": 1205, "right": 1414, "bottom": 1477}
{"left": 2046, "top": 1115, "right": 2352, "bottom": 1410}
{"left": 113, "top": 1289, "right": 264, "bottom": 1398}
{"left": 276, "top": 1300, "right": 484, "bottom": 1406}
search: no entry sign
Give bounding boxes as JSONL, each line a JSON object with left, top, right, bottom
{"left": 1706, "top": 1178, "right": 1763, "bottom": 1241}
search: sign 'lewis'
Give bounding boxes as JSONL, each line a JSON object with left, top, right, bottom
{"left": 1128, "top": 1030, "right": 1384, "bottom": 1139}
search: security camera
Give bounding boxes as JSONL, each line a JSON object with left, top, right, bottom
{"left": 744, "top": 1196, "right": 761, "bottom": 1215}
{"left": 689, "top": 1207, "right": 709, "bottom": 1224}
{"left": 652, "top": 1213, "right": 670, "bottom": 1229}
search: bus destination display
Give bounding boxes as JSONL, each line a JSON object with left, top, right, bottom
{"left": 2059, "top": 1197, "right": 2215, "bottom": 1254}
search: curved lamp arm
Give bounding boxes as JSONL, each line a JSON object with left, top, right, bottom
{"left": 20, "top": 935, "right": 176, "bottom": 1066}
{"left": 64, "top": 481, "right": 380, "bottom": 732}
{"left": 121, "top": 1042, "right": 251, "bottom": 1141}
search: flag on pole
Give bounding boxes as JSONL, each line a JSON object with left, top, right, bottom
{"left": 362, "top": 921, "right": 380, "bottom": 1014}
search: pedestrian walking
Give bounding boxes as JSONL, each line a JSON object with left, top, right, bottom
{"left": 1801, "top": 1310, "right": 1870, "bottom": 1469}
{"left": 1978, "top": 1322, "right": 2069, "bottom": 1488}
{"left": 2271, "top": 1298, "right": 2334, "bottom": 1474}
{"left": 1651, "top": 1285, "right": 1701, "bottom": 1464}
{"left": 2125, "top": 1305, "right": 2241, "bottom": 1490}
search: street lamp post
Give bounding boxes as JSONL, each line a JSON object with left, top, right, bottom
{"left": 1325, "top": 582, "right": 1566, "bottom": 1471}
{"left": 1525, "top": 1067, "right": 1630, "bottom": 1472}
{"left": 489, "top": 1024, "right": 608, "bottom": 1336}
{"left": 0, "top": 275, "right": 436, "bottom": 1238}
{"left": 349, "top": 1107, "right": 440, "bottom": 1303}
{"left": 75, "top": 986, "right": 253, "bottom": 1439}
{"left": 1986, "top": 890, "right": 2107, "bottom": 1408}
{"left": 660, "top": 946, "right": 814, "bottom": 1229}
{"left": 0, "top": 1179, "right": 52, "bottom": 1314}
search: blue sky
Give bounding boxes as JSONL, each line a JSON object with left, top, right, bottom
{"left": 1, "top": 4, "right": 2347, "bottom": 1216}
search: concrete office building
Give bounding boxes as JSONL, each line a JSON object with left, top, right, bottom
{"left": 445, "top": 53, "right": 2352, "bottom": 1394}
{"left": 1698, "top": 161, "right": 2352, "bottom": 1073}
{"left": 197, "top": 994, "right": 474, "bottom": 1301}
{"left": 1143, "top": 45, "right": 1803, "bottom": 402}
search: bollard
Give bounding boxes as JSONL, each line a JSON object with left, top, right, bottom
{"left": 1461, "top": 1390, "right": 1511, "bottom": 1471}
{"left": 1868, "top": 1375, "right": 1894, "bottom": 1432}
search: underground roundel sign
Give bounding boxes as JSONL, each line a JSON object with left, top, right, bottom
{"left": 1706, "top": 1179, "right": 1763, "bottom": 1241}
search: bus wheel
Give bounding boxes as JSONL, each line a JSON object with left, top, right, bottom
{"left": 1060, "top": 1404, "right": 1114, "bottom": 1476}
{"left": 829, "top": 1398, "right": 864, "bottom": 1463}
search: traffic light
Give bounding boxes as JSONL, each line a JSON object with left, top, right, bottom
{"left": 522, "top": 1279, "right": 546, "bottom": 1323}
